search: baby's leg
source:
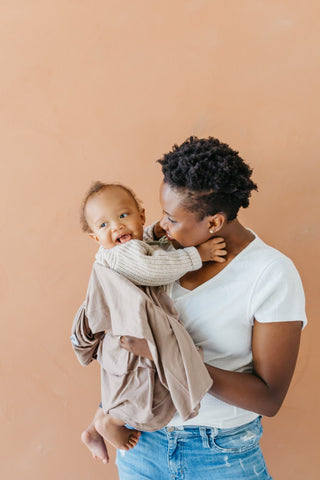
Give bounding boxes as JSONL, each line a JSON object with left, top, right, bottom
{"left": 95, "top": 414, "right": 141, "bottom": 451}
{"left": 81, "top": 406, "right": 109, "bottom": 464}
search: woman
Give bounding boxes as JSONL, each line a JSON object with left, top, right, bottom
{"left": 118, "top": 136, "right": 307, "bottom": 479}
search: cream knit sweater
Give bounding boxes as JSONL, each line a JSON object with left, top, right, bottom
{"left": 95, "top": 226, "right": 202, "bottom": 286}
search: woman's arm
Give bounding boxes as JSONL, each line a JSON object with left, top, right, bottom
{"left": 206, "top": 320, "right": 302, "bottom": 417}
{"left": 120, "top": 320, "right": 302, "bottom": 417}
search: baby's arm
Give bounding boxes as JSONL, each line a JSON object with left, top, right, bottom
{"left": 96, "top": 238, "right": 226, "bottom": 286}
{"left": 144, "top": 221, "right": 227, "bottom": 264}
{"left": 96, "top": 240, "right": 200, "bottom": 285}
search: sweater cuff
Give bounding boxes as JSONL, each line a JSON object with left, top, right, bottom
{"left": 184, "top": 247, "right": 202, "bottom": 270}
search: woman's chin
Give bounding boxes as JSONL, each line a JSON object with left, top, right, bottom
{"left": 170, "top": 238, "right": 183, "bottom": 249}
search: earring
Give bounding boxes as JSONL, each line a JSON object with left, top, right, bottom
{"left": 209, "top": 230, "right": 213, "bottom": 234}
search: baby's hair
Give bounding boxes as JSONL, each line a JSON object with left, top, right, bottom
{"left": 80, "top": 181, "right": 142, "bottom": 233}
{"left": 157, "top": 136, "right": 258, "bottom": 221}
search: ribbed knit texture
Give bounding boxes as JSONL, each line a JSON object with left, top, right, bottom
{"left": 95, "top": 238, "right": 202, "bottom": 286}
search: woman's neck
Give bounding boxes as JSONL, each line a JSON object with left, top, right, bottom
{"left": 218, "top": 218, "right": 255, "bottom": 259}
{"left": 180, "top": 219, "right": 255, "bottom": 290}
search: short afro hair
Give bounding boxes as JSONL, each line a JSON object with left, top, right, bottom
{"left": 157, "top": 136, "right": 258, "bottom": 221}
{"left": 80, "top": 181, "right": 142, "bottom": 233}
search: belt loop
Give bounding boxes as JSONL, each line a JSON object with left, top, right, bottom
{"left": 199, "top": 426, "right": 210, "bottom": 448}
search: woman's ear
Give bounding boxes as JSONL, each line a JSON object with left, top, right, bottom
{"left": 140, "top": 208, "right": 146, "bottom": 225}
{"left": 88, "top": 233, "right": 100, "bottom": 244}
{"left": 208, "top": 213, "right": 226, "bottom": 234}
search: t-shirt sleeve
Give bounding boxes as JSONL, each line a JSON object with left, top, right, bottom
{"left": 250, "top": 257, "right": 307, "bottom": 328}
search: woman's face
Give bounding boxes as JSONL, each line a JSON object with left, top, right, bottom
{"left": 159, "top": 182, "right": 212, "bottom": 247}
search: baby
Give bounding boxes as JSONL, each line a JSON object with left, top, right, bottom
{"left": 77, "top": 181, "right": 226, "bottom": 463}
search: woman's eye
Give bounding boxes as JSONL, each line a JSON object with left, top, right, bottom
{"left": 168, "top": 217, "right": 177, "bottom": 224}
{"left": 120, "top": 213, "right": 128, "bottom": 219}
{"left": 100, "top": 222, "right": 108, "bottom": 228}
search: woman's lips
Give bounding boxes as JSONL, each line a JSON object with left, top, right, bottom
{"left": 117, "top": 234, "right": 132, "bottom": 243}
{"left": 166, "top": 232, "right": 174, "bottom": 241}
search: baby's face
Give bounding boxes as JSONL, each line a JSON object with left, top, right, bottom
{"left": 85, "top": 186, "right": 145, "bottom": 249}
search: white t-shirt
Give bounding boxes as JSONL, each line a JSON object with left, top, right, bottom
{"left": 167, "top": 231, "right": 307, "bottom": 429}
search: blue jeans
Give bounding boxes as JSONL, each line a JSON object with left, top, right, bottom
{"left": 116, "top": 417, "right": 272, "bottom": 479}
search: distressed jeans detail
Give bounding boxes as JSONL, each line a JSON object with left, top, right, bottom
{"left": 116, "top": 417, "right": 273, "bottom": 479}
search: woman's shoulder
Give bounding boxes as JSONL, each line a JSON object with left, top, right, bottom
{"left": 243, "top": 230, "right": 295, "bottom": 268}
{"left": 242, "top": 232, "right": 304, "bottom": 297}
{"left": 227, "top": 231, "right": 304, "bottom": 294}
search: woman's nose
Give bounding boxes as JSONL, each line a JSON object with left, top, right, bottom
{"left": 159, "top": 216, "right": 166, "bottom": 230}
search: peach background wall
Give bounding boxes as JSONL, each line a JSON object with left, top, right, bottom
{"left": 1, "top": 1, "right": 319, "bottom": 479}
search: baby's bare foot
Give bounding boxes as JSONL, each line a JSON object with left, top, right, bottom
{"left": 95, "top": 416, "right": 141, "bottom": 451}
{"left": 81, "top": 427, "right": 109, "bottom": 464}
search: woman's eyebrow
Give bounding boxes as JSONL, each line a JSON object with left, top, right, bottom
{"left": 163, "top": 209, "right": 175, "bottom": 217}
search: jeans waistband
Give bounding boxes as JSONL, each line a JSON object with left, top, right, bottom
{"left": 165, "top": 416, "right": 261, "bottom": 436}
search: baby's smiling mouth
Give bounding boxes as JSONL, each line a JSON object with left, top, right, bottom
{"left": 116, "top": 233, "right": 132, "bottom": 244}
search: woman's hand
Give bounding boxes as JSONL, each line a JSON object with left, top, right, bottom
{"left": 119, "top": 336, "right": 153, "bottom": 360}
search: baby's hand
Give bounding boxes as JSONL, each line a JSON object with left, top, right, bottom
{"left": 196, "top": 237, "right": 227, "bottom": 263}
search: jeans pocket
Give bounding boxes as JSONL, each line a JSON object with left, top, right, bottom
{"left": 211, "top": 419, "right": 263, "bottom": 454}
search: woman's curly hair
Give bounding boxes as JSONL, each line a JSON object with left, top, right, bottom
{"left": 157, "top": 136, "right": 258, "bottom": 221}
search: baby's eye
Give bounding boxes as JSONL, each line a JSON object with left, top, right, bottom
{"left": 120, "top": 213, "right": 128, "bottom": 219}
{"left": 100, "top": 222, "right": 108, "bottom": 228}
